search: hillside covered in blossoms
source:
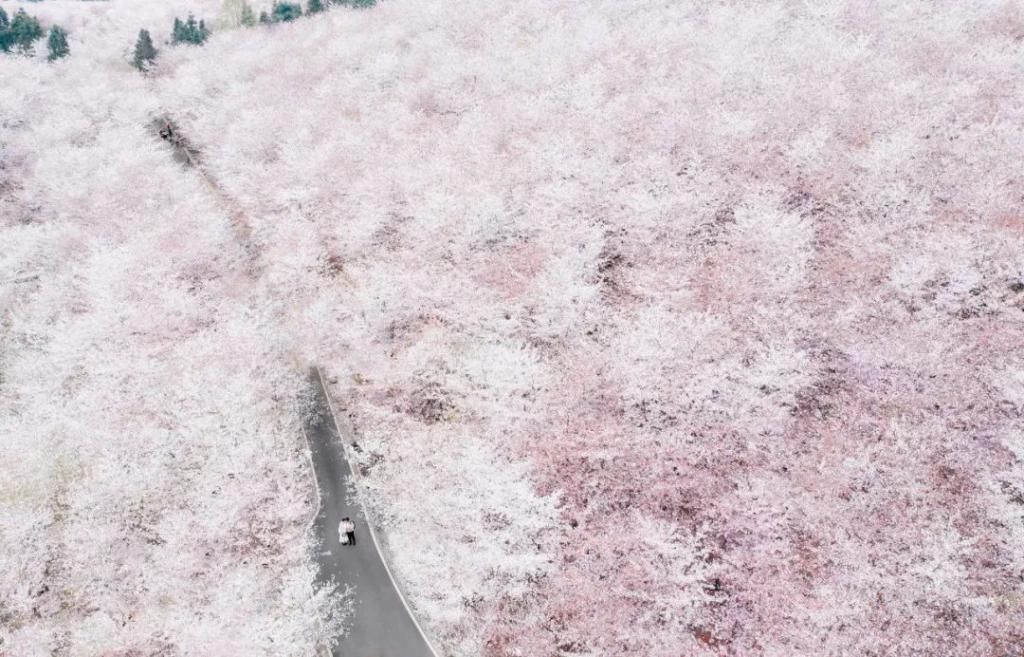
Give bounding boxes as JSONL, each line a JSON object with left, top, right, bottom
{"left": 2, "top": 1, "right": 1023, "bottom": 656}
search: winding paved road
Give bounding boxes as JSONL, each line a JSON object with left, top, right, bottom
{"left": 304, "top": 368, "right": 438, "bottom": 657}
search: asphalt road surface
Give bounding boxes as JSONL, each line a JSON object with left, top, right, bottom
{"left": 304, "top": 368, "right": 438, "bottom": 657}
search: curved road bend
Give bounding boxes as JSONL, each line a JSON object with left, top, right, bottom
{"left": 304, "top": 368, "right": 437, "bottom": 657}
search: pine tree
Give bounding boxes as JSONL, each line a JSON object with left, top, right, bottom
{"left": 272, "top": 2, "right": 302, "bottom": 22}
{"left": 132, "top": 29, "right": 157, "bottom": 71}
{"left": 0, "top": 7, "right": 10, "bottom": 53}
{"left": 184, "top": 14, "right": 199, "bottom": 43}
{"left": 240, "top": 3, "right": 257, "bottom": 27}
{"left": 9, "top": 9, "right": 43, "bottom": 55}
{"left": 308, "top": 0, "right": 325, "bottom": 14}
{"left": 173, "top": 14, "right": 210, "bottom": 46}
{"left": 46, "top": 25, "right": 69, "bottom": 61}
{"left": 259, "top": 11, "right": 271, "bottom": 25}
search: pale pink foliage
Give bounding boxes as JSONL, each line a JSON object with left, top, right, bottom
{"left": 3, "top": 0, "right": 1024, "bottom": 656}
{"left": 158, "top": 0, "right": 1024, "bottom": 654}
{"left": 0, "top": 4, "right": 347, "bottom": 654}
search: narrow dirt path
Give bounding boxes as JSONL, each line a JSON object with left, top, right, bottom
{"left": 153, "top": 116, "right": 260, "bottom": 271}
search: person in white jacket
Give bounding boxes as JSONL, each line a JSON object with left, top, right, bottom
{"left": 338, "top": 517, "right": 356, "bottom": 546}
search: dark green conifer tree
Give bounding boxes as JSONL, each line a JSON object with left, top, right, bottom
{"left": 272, "top": 2, "right": 302, "bottom": 22}
{"left": 308, "top": 0, "right": 325, "bottom": 14}
{"left": 132, "top": 29, "right": 157, "bottom": 71}
{"left": 47, "top": 25, "right": 69, "bottom": 61}
{"left": 0, "top": 7, "right": 10, "bottom": 53}
{"left": 9, "top": 9, "right": 43, "bottom": 55}
{"left": 172, "top": 14, "right": 209, "bottom": 46}
{"left": 184, "top": 14, "right": 199, "bottom": 43}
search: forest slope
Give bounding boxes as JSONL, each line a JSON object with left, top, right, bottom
{"left": 3, "top": 1, "right": 1024, "bottom": 656}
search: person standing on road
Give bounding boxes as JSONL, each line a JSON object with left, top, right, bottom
{"left": 339, "top": 517, "right": 356, "bottom": 546}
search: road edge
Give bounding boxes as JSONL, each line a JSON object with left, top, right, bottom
{"left": 313, "top": 365, "right": 443, "bottom": 657}
{"left": 298, "top": 384, "right": 331, "bottom": 657}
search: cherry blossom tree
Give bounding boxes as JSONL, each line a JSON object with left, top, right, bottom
{"left": 3, "top": 0, "right": 1024, "bottom": 656}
